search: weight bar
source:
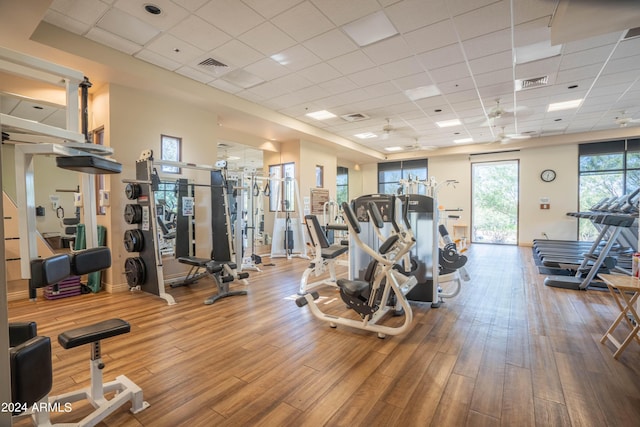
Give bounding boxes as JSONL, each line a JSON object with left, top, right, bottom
{"left": 124, "top": 257, "right": 146, "bottom": 287}
{"left": 124, "top": 204, "right": 143, "bottom": 224}
{"left": 124, "top": 229, "right": 144, "bottom": 252}
{"left": 125, "top": 182, "right": 141, "bottom": 200}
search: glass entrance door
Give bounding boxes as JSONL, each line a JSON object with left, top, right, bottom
{"left": 471, "top": 160, "right": 519, "bottom": 244}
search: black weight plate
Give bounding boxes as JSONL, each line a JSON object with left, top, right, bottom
{"left": 124, "top": 229, "right": 143, "bottom": 252}
{"left": 125, "top": 257, "right": 146, "bottom": 287}
{"left": 125, "top": 183, "right": 141, "bottom": 200}
{"left": 124, "top": 204, "right": 142, "bottom": 224}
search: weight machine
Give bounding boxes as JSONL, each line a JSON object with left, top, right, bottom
{"left": 270, "top": 176, "right": 308, "bottom": 259}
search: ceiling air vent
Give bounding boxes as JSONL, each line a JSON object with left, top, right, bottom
{"left": 624, "top": 27, "right": 640, "bottom": 39}
{"left": 515, "top": 75, "right": 549, "bottom": 91}
{"left": 340, "top": 112, "right": 370, "bottom": 122}
{"left": 197, "top": 57, "right": 228, "bottom": 69}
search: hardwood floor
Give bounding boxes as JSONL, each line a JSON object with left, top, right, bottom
{"left": 8, "top": 244, "right": 640, "bottom": 426}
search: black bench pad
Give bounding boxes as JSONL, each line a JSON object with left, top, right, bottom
{"left": 321, "top": 245, "right": 349, "bottom": 259}
{"left": 337, "top": 278, "right": 369, "bottom": 296}
{"left": 58, "top": 318, "right": 130, "bottom": 349}
{"left": 178, "top": 256, "right": 210, "bottom": 267}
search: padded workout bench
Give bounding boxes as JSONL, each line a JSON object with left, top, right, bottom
{"left": 173, "top": 256, "right": 249, "bottom": 305}
{"left": 10, "top": 248, "right": 149, "bottom": 426}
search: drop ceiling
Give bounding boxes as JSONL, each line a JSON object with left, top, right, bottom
{"left": 14, "top": 0, "right": 640, "bottom": 157}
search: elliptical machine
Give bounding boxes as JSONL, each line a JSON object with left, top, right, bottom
{"left": 296, "top": 196, "right": 417, "bottom": 338}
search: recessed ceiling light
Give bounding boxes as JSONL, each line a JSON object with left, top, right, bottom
{"left": 404, "top": 85, "right": 440, "bottom": 101}
{"left": 384, "top": 146, "right": 403, "bottom": 152}
{"left": 547, "top": 99, "right": 583, "bottom": 112}
{"left": 342, "top": 11, "right": 398, "bottom": 47}
{"left": 144, "top": 4, "right": 162, "bottom": 15}
{"left": 435, "top": 119, "right": 462, "bottom": 128}
{"left": 454, "top": 138, "right": 473, "bottom": 144}
{"left": 354, "top": 132, "right": 377, "bottom": 139}
{"left": 306, "top": 110, "right": 336, "bottom": 120}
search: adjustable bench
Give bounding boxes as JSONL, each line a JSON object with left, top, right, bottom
{"left": 173, "top": 256, "right": 249, "bottom": 305}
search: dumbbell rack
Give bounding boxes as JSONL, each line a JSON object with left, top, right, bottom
{"left": 122, "top": 156, "right": 175, "bottom": 305}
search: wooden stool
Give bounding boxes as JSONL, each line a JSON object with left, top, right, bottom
{"left": 598, "top": 274, "right": 640, "bottom": 359}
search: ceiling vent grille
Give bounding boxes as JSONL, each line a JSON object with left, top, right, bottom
{"left": 340, "top": 112, "right": 370, "bottom": 122}
{"left": 516, "top": 75, "right": 549, "bottom": 91}
{"left": 624, "top": 27, "right": 640, "bottom": 39}
{"left": 197, "top": 57, "right": 228, "bottom": 69}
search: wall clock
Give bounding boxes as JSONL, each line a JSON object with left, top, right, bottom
{"left": 541, "top": 169, "right": 556, "bottom": 182}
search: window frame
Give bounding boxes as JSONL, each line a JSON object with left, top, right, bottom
{"left": 161, "top": 134, "right": 182, "bottom": 174}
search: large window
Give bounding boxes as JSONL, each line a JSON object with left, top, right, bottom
{"left": 269, "top": 162, "right": 295, "bottom": 211}
{"left": 336, "top": 166, "right": 348, "bottom": 205}
{"left": 378, "top": 159, "right": 428, "bottom": 194}
{"left": 579, "top": 139, "right": 640, "bottom": 240}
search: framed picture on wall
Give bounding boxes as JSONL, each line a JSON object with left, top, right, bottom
{"left": 161, "top": 134, "right": 181, "bottom": 174}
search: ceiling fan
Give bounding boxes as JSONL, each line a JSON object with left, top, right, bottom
{"left": 380, "top": 118, "right": 412, "bottom": 140}
{"left": 403, "top": 138, "right": 439, "bottom": 151}
{"left": 615, "top": 112, "right": 640, "bottom": 127}
{"left": 481, "top": 98, "right": 532, "bottom": 127}
{"left": 488, "top": 126, "right": 533, "bottom": 144}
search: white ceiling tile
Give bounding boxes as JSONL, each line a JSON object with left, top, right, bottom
{"left": 196, "top": 0, "right": 264, "bottom": 37}
{"left": 311, "top": 0, "right": 380, "bottom": 26}
{"left": 379, "top": 57, "right": 424, "bottom": 79}
{"left": 438, "top": 77, "right": 476, "bottom": 94}
{"left": 385, "top": 0, "right": 448, "bottom": 33}
{"left": 596, "top": 70, "right": 639, "bottom": 87}
{"left": 271, "top": 2, "right": 335, "bottom": 42}
{"left": 555, "top": 63, "right": 602, "bottom": 84}
{"left": 242, "top": 0, "right": 304, "bottom": 19}
{"left": 446, "top": 0, "right": 498, "bottom": 17}
{"left": 210, "top": 40, "right": 263, "bottom": 68}
{"left": 513, "top": 17, "right": 552, "bottom": 47}
{"left": 41, "top": 109, "right": 66, "bottom": 128}
{"left": 441, "top": 89, "right": 478, "bottom": 103}
{"left": 474, "top": 68, "right": 513, "bottom": 88}
{"left": 559, "top": 44, "right": 616, "bottom": 70}
{"left": 134, "top": 49, "right": 182, "bottom": 71}
{"left": 363, "top": 35, "right": 411, "bottom": 65}
{"left": 246, "top": 81, "right": 290, "bottom": 99}
{"left": 49, "top": 0, "right": 109, "bottom": 25}
{"left": 429, "top": 62, "right": 471, "bottom": 83}
{"left": 244, "top": 58, "right": 290, "bottom": 81}
{"left": 113, "top": 0, "right": 189, "bottom": 31}
{"left": 175, "top": 66, "right": 215, "bottom": 84}
{"left": 10, "top": 99, "right": 58, "bottom": 122}
{"left": 274, "top": 45, "right": 322, "bottom": 71}
{"left": 238, "top": 21, "right": 296, "bottom": 56}
{"left": 462, "top": 29, "right": 511, "bottom": 60}
{"left": 349, "top": 68, "right": 391, "bottom": 88}
{"left": 208, "top": 78, "right": 244, "bottom": 93}
{"left": 362, "top": 81, "right": 401, "bottom": 97}
{"left": 403, "top": 19, "right": 459, "bottom": 54}
{"left": 512, "top": 0, "right": 555, "bottom": 25}
{"left": 145, "top": 33, "right": 206, "bottom": 63}
{"left": 85, "top": 27, "right": 142, "bottom": 55}
{"left": 221, "top": 69, "right": 265, "bottom": 89}
{"left": 269, "top": 92, "right": 309, "bottom": 109}
{"left": 298, "top": 63, "right": 342, "bottom": 83}
{"left": 178, "top": 0, "right": 209, "bottom": 12}
{"left": 611, "top": 37, "right": 640, "bottom": 60}
{"left": 43, "top": 10, "right": 92, "bottom": 35}
{"left": 288, "top": 84, "right": 328, "bottom": 101}
{"left": 328, "top": 50, "right": 376, "bottom": 75}
{"left": 562, "top": 31, "right": 623, "bottom": 54}
{"left": 468, "top": 50, "right": 512, "bottom": 74}
{"left": 302, "top": 29, "right": 359, "bottom": 60}
{"left": 170, "top": 15, "right": 232, "bottom": 53}
{"left": 318, "top": 77, "right": 359, "bottom": 95}
{"left": 477, "top": 81, "right": 514, "bottom": 99}
{"left": 603, "top": 55, "right": 640, "bottom": 75}
{"left": 453, "top": 0, "right": 510, "bottom": 41}
{"left": 236, "top": 89, "right": 267, "bottom": 102}
{"left": 96, "top": 7, "right": 160, "bottom": 45}
{"left": 416, "top": 44, "right": 465, "bottom": 70}
{"left": 271, "top": 73, "right": 314, "bottom": 92}
{"left": 392, "top": 73, "right": 433, "bottom": 91}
